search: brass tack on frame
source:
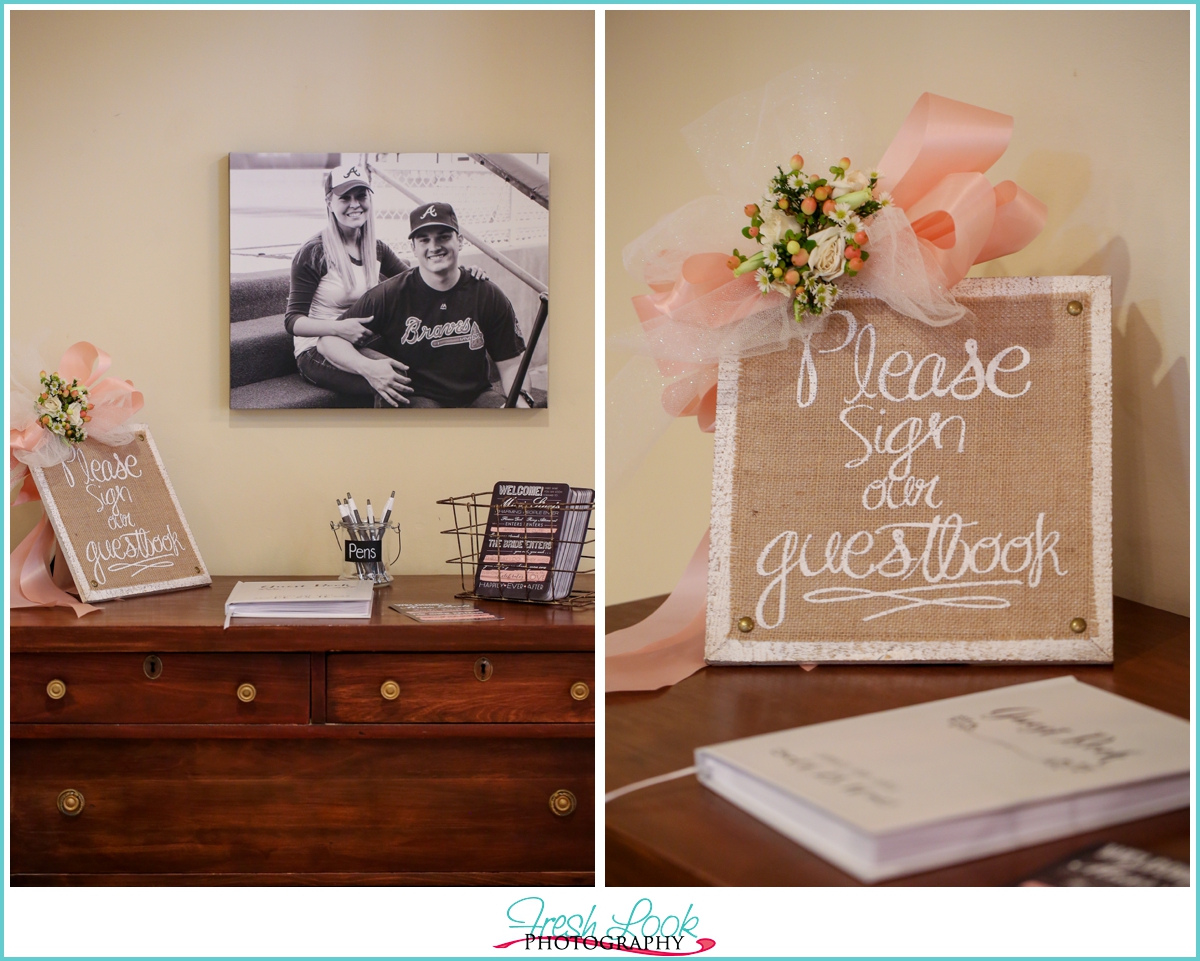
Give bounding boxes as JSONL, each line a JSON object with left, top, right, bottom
{"left": 1070, "top": 617, "right": 1087, "bottom": 634}
{"left": 1066, "top": 300, "right": 1083, "bottom": 316}
{"left": 737, "top": 616, "right": 755, "bottom": 633}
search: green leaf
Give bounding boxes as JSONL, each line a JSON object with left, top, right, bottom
{"left": 742, "top": 226, "right": 751, "bottom": 239}
{"left": 804, "top": 239, "right": 817, "bottom": 252}
{"left": 860, "top": 250, "right": 870, "bottom": 262}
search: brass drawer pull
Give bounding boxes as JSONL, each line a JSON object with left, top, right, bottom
{"left": 570, "top": 681, "right": 590, "bottom": 701}
{"left": 380, "top": 680, "right": 400, "bottom": 701}
{"left": 57, "top": 789, "right": 84, "bottom": 816}
{"left": 46, "top": 679, "right": 67, "bottom": 700}
{"left": 236, "top": 683, "right": 257, "bottom": 703}
{"left": 549, "top": 789, "right": 577, "bottom": 817}
{"left": 473, "top": 657, "right": 493, "bottom": 681}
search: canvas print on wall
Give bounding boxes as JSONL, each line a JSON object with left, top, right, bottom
{"left": 229, "top": 153, "right": 549, "bottom": 409}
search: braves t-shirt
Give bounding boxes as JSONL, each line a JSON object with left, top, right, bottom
{"left": 341, "top": 268, "right": 526, "bottom": 407}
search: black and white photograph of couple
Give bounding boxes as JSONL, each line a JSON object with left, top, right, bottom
{"left": 229, "top": 152, "right": 550, "bottom": 409}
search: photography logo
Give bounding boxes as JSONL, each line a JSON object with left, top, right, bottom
{"left": 495, "top": 898, "right": 716, "bottom": 955}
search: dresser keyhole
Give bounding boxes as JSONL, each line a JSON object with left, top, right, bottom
{"left": 473, "top": 657, "right": 493, "bottom": 682}
{"left": 143, "top": 655, "right": 163, "bottom": 679}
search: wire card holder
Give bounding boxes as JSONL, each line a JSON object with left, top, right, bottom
{"left": 438, "top": 490, "right": 594, "bottom": 609}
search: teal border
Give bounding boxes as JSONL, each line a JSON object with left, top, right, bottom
{"left": 2, "top": 2, "right": 1197, "bottom": 959}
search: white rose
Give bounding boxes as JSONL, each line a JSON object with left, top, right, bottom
{"left": 39, "top": 395, "right": 62, "bottom": 415}
{"left": 807, "top": 227, "right": 846, "bottom": 281}
{"left": 831, "top": 168, "right": 871, "bottom": 199}
{"left": 67, "top": 402, "right": 83, "bottom": 426}
{"left": 758, "top": 206, "right": 801, "bottom": 248}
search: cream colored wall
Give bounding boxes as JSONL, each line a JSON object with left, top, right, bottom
{"left": 607, "top": 10, "right": 1192, "bottom": 614}
{"left": 10, "top": 10, "right": 594, "bottom": 576}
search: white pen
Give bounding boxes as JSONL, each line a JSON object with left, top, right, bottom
{"left": 381, "top": 490, "right": 396, "bottom": 525}
{"left": 347, "top": 492, "right": 363, "bottom": 525}
{"left": 367, "top": 499, "right": 375, "bottom": 525}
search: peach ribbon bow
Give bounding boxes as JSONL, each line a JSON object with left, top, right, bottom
{"left": 10, "top": 342, "right": 143, "bottom": 616}
{"left": 877, "top": 92, "right": 1047, "bottom": 290}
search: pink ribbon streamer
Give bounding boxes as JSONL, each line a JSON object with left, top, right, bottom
{"left": 609, "top": 93, "right": 1048, "bottom": 691}
{"left": 10, "top": 342, "right": 143, "bottom": 616}
{"left": 9, "top": 515, "right": 98, "bottom": 617}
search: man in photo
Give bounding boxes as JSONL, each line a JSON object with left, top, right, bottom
{"left": 316, "top": 202, "right": 529, "bottom": 408}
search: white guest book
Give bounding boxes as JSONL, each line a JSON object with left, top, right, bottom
{"left": 695, "top": 676, "right": 1189, "bottom": 882}
{"left": 223, "top": 580, "right": 375, "bottom": 627}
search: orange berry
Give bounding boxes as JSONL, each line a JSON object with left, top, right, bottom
{"left": 784, "top": 269, "right": 801, "bottom": 286}
{"left": 744, "top": 203, "right": 759, "bottom": 217}
{"left": 845, "top": 246, "right": 858, "bottom": 260}
{"left": 840, "top": 157, "right": 851, "bottom": 169}
{"left": 790, "top": 154, "right": 804, "bottom": 171}
{"left": 778, "top": 197, "right": 789, "bottom": 210}
{"left": 726, "top": 256, "right": 740, "bottom": 270}
{"left": 748, "top": 226, "right": 759, "bottom": 238}
{"left": 800, "top": 197, "right": 817, "bottom": 215}
{"left": 854, "top": 231, "right": 869, "bottom": 246}
{"left": 813, "top": 186, "right": 830, "bottom": 201}
{"left": 791, "top": 251, "right": 809, "bottom": 267}
{"left": 822, "top": 199, "right": 837, "bottom": 215}
{"left": 849, "top": 258, "right": 864, "bottom": 272}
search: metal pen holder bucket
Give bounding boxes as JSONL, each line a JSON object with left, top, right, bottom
{"left": 332, "top": 520, "right": 401, "bottom": 587}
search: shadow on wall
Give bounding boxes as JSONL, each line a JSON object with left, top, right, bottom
{"left": 1076, "top": 238, "right": 1190, "bottom": 615}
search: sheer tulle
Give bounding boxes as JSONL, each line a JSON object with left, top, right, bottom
{"left": 858, "top": 205, "right": 973, "bottom": 327}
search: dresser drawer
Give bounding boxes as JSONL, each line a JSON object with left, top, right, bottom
{"left": 11, "top": 654, "right": 310, "bottom": 724}
{"left": 11, "top": 738, "right": 593, "bottom": 876}
{"left": 326, "top": 653, "right": 593, "bottom": 723}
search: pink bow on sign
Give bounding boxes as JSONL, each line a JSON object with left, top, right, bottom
{"left": 628, "top": 93, "right": 1047, "bottom": 438}
{"left": 876, "top": 93, "right": 1047, "bottom": 290}
{"left": 10, "top": 342, "right": 144, "bottom": 616}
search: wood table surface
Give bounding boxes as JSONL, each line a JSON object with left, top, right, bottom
{"left": 606, "top": 596, "right": 1191, "bottom": 886}
{"left": 11, "top": 574, "right": 593, "bottom": 653}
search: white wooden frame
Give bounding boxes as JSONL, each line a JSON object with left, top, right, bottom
{"left": 706, "top": 277, "right": 1113, "bottom": 664}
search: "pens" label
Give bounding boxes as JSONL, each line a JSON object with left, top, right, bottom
{"left": 345, "top": 540, "right": 383, "bottom": 563}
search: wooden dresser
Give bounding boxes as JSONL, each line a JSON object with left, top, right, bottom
{"left": 10, "top": 576, "right": 594, "bottom": 885}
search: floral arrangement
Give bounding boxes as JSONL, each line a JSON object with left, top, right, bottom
{"left": 728, "top": 154, "right": 891, "bottom": 321}
{"left": 34, "top": 370, "right": 94, "bottom": 445}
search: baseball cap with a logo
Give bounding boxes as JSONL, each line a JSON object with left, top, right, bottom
{"left": 324, "top": 164, "right": 372, "bottom": 198}
{"left": 408, "top": 202, "right": 460, "bottom": 238}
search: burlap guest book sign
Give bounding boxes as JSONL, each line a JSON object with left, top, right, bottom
{"left": 707, "top": 277, "right": 1112, "bottom": 664}
{"left": 29, "top": 425, "right": 211, "bottom": 603}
